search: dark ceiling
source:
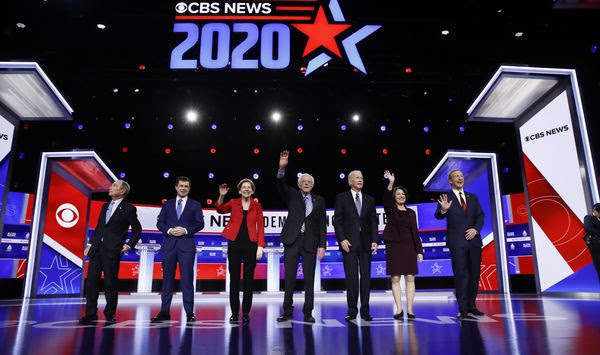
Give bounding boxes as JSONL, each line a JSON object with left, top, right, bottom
{"left": 1, "top": 0, "right": 599, "bottom": 207}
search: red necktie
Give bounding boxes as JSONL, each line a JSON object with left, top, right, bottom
{"left": 459, "top": 192, "right": 467, "bottom": 213}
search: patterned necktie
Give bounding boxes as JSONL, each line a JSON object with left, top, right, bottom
{"left": 177, "top": 199, "right": 183, "bottom": 219}
{"left": 459, "top": 192, "right": 467, "bottom": 213}
{"left": 301, "top": 195, "right": 312, "bottom": 233}
{"left": 105, "top": 201, "right": 114, "bottom": 222}
{"left": 355, "top": 193, "right": 362, "bottom": 215}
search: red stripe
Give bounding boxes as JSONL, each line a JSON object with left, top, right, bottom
{"left": 276, "top": 6, "right": 315, "bottom": 11}
{"left": 175, "top": 15, "right": 311, "bottom": 21}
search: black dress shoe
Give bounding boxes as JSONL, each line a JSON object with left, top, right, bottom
{"left": 151, "top": 313, "right": 171, "bottom": 322}
{"left": 303, "top": 315, "right": 316, "bottom": 323}
{"left": 277, "top": 314, "right": 292, "bottom": 322}
{"left": 344, "top": 315, "right": 356, "bottom": 322}
{"left": 393, "top": 311, "right": 404, "bottom": 320}
{"left": 361, "top": 314, "right": 373, "bottom": 321}
{"left": 79, "top": 314, "right": 98, "bottom": 324}
{"left": 242, "top": 314, "right": 250, "bottom": 324}
{"left": 407, "top": 313, "right": 416, "bottom": 320}
{"left": 457, "top": 313, "right": 477, "bottom": 320}
{"left": 105, "top": 314, "right": 116, "bottom": 323}
{"left": 186, "top": 314, "right": 196, "bottom": 322}
{"left": 468, "top": 308, "right": 485, "bottom": 316}
{"left": 229, "top": 314, "right": 239, "bottom": 324}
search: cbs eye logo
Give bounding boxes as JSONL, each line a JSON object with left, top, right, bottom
{"left": 175, "top": 2, "right": 188, "bottom": 13}
{"left": 55, "top": 203, "right": 80, "bottom": 228}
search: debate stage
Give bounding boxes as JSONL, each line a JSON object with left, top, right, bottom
{"left": 2, "top": 292, "right": 600, "bottom": 354}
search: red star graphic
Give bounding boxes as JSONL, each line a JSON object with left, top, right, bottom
{"left": 291, "top": 6, "right": 351, "bottom": 58}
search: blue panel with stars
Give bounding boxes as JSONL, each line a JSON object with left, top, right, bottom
{"left": 36, "top": 244, "right": 82, "bottom": 296}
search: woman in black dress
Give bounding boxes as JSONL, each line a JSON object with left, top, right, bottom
{"left": 382, "top": 170, "right": 423, "bottom": 320}
{"left": 584, "top": 203, "right": 600, "bottom": 283}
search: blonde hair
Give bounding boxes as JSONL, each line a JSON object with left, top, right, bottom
{"left": 237, "top": 178, "right": 256, "bottom": 192}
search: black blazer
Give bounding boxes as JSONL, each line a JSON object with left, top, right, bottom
{"left": 584, "top": 215, "right": 600, "bottom": 237}
{"left": 88, "top": 200, "right": 142, "bottom": 258}
{"left": 333, "top": 190, "right": 378, "bottom": 252}
{"left": 434, "top": 190, "right": 484, "bottom": 249}
{"left": 277, "top": 175, "right": 327, "bottom": 252}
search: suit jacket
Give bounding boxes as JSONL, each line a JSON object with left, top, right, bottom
{"left": 434, "top": 190, "right": 484, "bottom": 249}
{"left": 157, "top": 197, "right": 205, "bottom": 252}
{"left": 276, "top": 175, "right": 327, "bottom": 252}
{"left": 88, "top": 200, "right": 142, "bottom": 258}
{"left": 333, "top": 190, "right": 378, "bottom": 252}
{"left": 216, "top": 197, "right": 266, "bottom": 247}
{"left": 584, "top": 215, "right": 600, "bottom": 237}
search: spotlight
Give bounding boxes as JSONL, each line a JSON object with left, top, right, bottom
{"left": 255, "top": 124, "right": 262, "bottom": 131}
{"left": 405, "top": 67, "right": 412, "bottom": 73}
{"left": 164, "top": 148, "right": 171, "bottom": 154}
{"left": 134, "top": 88, "right": 140, "bottom": 93}
{"left": 340, "top": 124, "right": 347, "bottom": 131}
{"left": 297, "top": 147, "right": 303, "bottom": 154}
{"left": 138, "top": 64, "right": 146, "bottom": 70}
{"left": 161, "top": 198, "right": 167, "bottom": 204}
{"left": 382, "top": 148, "right": 389, "bottom": 155}
{"left": 252, "top": 173, "right": 259, "bottom": 180}
{"left": 423, "top": 126, "right": 430, "bottom": 133}
{"left": 253, "top": 148, "right": 260, "bottom": 155}
{"left": 503, "top": 167, "right": 509, "bottom": 174}
{"left": 591, "top": 44, "right": 598, "bottom": 54}
{"left": 300, "top": 67, "right": 307, "bottom": 74}
{"left": 425, "top": 149, "right": 431, "bottom": 155}
{"left": 113, "top": 88, "right": 119, "bottom": 93}
{"left": 16, "top": 23, "right": 26, "bottom": 29}
{"left": 206, "top": 199, "right": 213, "bottom": 205}
{"left": 341, "top": 148, "right": 347, "bottom": 155}
{"left": 441, "top": 30, "right": 450, "bottom": 35}
{"left": 233, "top": 89, "right": 238, "bottom": 93}
{"left": 163, "top": 172, "right": 170, "bottom": 178}
{"left": 459, "top": 125, "right": 465, "bottom": 132}
{"left": 211, "top": 123, "right": 218, "bottom": 130}
{"left": 167, "top": 123, "right": 174, "bottom": 130}
{"left": 122, "top": 147, "right": 128, "bottom": 153}
{"left": 18, "top": 153, "right": 25, "bottom": 159}
{"left": 96, "top": 23, "right": 106, "bottom": 30}
{"left": 297, "top": 172, "right": 303, "bottom": 178}
{"left": 297, "top": 124, "right": 304, "bottom": 131}
{"left": 254, "top": 89, "right": 258, "bottom": 93}
{"left": 339, "top": 173, "right": 346, "bottom": 179}
{"left": 272, "top": 112, "right": 281, "bottom": 122}
{"left": 514, "top": 31, "right": 523, "bottom": 37}
{"left": 124, "top": 122, "right": 131, "bottom": 129}
{"left": 186, "top": 110, "right": 198, "bottom": 122}
{"left": 76, "top": 123, "right": 84, "bottom": 131}
{"left": 210, "top": 147, "right": 217, "bottom": 154}
{"left": 379, "top": 125, "right": 387, "bottom": 132}
{"left": 118, "top": 172, "right": 126, "bottom": 179}
{"left": 208, "top": 172, "right": 215, "bottom": 179}
{"left": 352, "top": 114, "right": 360, "bottom": 122}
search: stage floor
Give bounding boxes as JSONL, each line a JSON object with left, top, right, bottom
{"left": 1, "top": 292, "right": 599, "bottom": 354}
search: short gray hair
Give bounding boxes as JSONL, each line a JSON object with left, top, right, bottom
{"left": 347, "top": 170, "right": 362, "bottom": 184}
{"left": 448, "top": 169, "right": 463, "bottom": 180}
{"left": 119, "top": 180, "right": 131, "bottom": 196}
{"left": 297, "top": 173, "right": 315, "bottom": 185}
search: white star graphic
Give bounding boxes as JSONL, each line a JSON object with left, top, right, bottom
{"left": 322, "top": 265, "right": 332, "bottom": 276}
{"left": 431, "top": 262, "right": 443, "bottom": 274}
{"left": 216, "top": 265, "right": 226, "bottom": 277}
{"left": 375, "top": 263, "right": 385, "bottom": 275}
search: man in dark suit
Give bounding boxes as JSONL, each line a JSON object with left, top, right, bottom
{"left": 80, "top": 180, "right": 142, "bottom": 323}
{"left": 434, "top": 169, "right": 485, "bottom": 320}
{"left": 333, "top": 170, "right": 378, "bottom": 321}
{"left": 275, "top": 151, "right": 327, "bottom": 323}
{"left": 152, "top": 176, "right": 205, "bottom": 323}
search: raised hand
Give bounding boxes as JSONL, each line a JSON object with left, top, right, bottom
{"left": 219, "top": 183, "right": 229, "bottom": 197}
{"left": 279, "top": 150, "right": 289, "bottom": 169}
{"left": 384, "top": 170, "right": 395, "bottom": 183}
{"left": 438, "top": 194, "right": 453, "bottom": 212}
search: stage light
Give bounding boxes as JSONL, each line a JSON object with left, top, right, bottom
{"left": 382, "top": 148, "right": 389, "bottom": 155}
{"left": 503, "top": 167, "right": 509, "bottom": 174}
{"left": 339, "top": 173, "right": 346, "bottom": 179}
{"left": 252, "top": 173, "right": 259, "bottom": 180}
{"left": 425, "top": 149, "right": 431, "bottom": 155}
{"left": 405, "top": 67, "right": 412, "bottom": 73}
{"left": 514, "top": 31, "right": 523, "bottom": 37}
{"left": 255, "top": 124, "right": 262, "bottom": 131}
{"left": 18, "top": 153, "right": 25, "bottom": 159}
{"left": 138, "top": 64, "right": 146, "bottom": 70}
{"left": 186, "top": 110, "right": 198, "bottom": 122}
{"left": 272, "top": 112, "right": 281, "bottom": 122}
{"left": 134, "top": 88, "right": 140, "bottom": 93}
{"left": 119, "top": 172, "right": 126, "bottom": 179}
{"left": 164, "top": 148, "right": 171, "bottom": 154}
{"left": 167, "top": 123, "right": 174, "bottom": 130}
{"left": 423, "top": 126, "right": 430, "bottom": 133}
{"left": 96, "top": 24, "right": 106, "bottom": 30}
{"left": 211, "top": 123, "right": 217, "bottom": 130}
{"left": 124, "top": 122, "right": 131, "bottom": 129}
{"left": 297, "top": 147, "right": 303, "bottom": 154}
{"left": 233, "top": 89, "right": 238, "bottom": 93}
{"left": 206, "top": 199, "right": 213, "bottom": 205}
{"left": 254, "top": 89, "right": 258, "bottom": 93}
{"left": 379, "top": 125, "right": 387, "bottom": 132}
{"left": 297, "top": 124, "right": 304, "bottom": 131}
{"left": 16, "top": 23, "right": 26, "bottom": 29}
{"left": 459, "top": 125, "right": 465, "bottom": 132}
{"left": 163, "top": 172, "right": 170, "bottom": 178}
{"left": 208, "top": 172, "right": 215, "bottom": 179}
{"left": 161, "top": 199, "right": 167, "bottom": 204}
{"left": 441, "top": 30, "right": 450, "bottom": 35}
{"left": 76, "top": 123, "right": 84, "bottom": 130}
{"left": 122, "top": 147, "right": 128, "bottom": 153}
{"left": 591, "top": 44, "right": 598, "bottom": 54}
{"left": 340, "top": 124, "right": 347, "bottom": 131}
{"left": 352, "top": 114, "right": 360, "bottom": 122}
{"left": 341, "top": 148, "right": 347, "bottom": 155}
{"left": 210, "top": 147, "right": 217, "bottom": 154}
{"left": 113, "top": 88, "right": 118, "bottom": 93}
{"left": 300, "top": 67, "right": 307, "bottom": 74}
{"left": 297, "top": 172, "right": 303, "bottom": 178}
{"left": 253, "top": 148, "right": 260, "bottom": 155}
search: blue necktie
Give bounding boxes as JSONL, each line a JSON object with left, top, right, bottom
{"left": 177, "top": 199, "right": 183, "bottom": 219}
{"left": 105, "top": 201, "right": 114, "bottom": 222}
{"left": 355, "top": 193, "right": 362, "bottom": 215}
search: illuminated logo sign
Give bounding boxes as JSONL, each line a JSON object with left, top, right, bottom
{"left": 55, "top": 203, "right": 80, "bottom": 228}
{"left": 170, "top": 0, "right": 381, "bottom": 75}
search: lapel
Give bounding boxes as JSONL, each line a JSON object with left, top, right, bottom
{"left": 106, "top": 200, "right": 126, "bottom": 225}
{"left": 450, "top": 190, "right": 467, "bottom": 214}
{"left": 348, "top": 191, "right": 363, "bottom": 217}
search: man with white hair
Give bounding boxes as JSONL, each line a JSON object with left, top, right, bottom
{"left": 334, "top": 170, "right": 378, "bottom": 321}
{"left": 276, "top": 150, "right": 327, "bottom": 323}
